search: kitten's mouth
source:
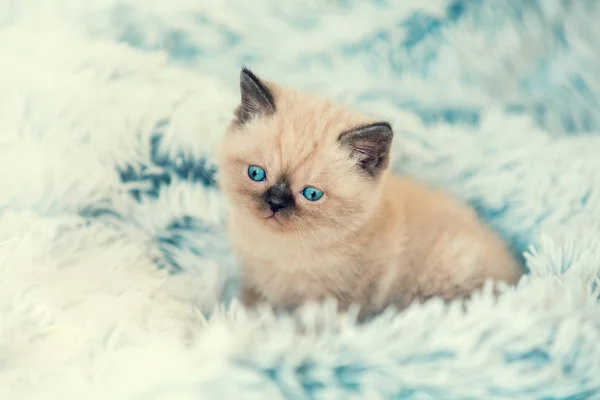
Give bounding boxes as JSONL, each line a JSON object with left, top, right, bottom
{"left": 265, "top": 211, "right": 285, "bottom": 224}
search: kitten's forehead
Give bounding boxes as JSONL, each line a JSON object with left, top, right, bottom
{"left": 229, "top": 81, "right": 377, "bottom": 182}
{"left": 269, "top": 86, "right": 369, "bottom": 160}
{"left": 276, "top": 88, "right": 367, "bottom": 136}
{"left": 236, "top": 87, "right": 361, "bottom": 186}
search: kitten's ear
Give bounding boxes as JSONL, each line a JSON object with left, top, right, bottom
{"left": 338, "top": 122, "right": 393, "bottom": 177}
{"left": 236, "top": 67, "right": 276, "bottom": 124}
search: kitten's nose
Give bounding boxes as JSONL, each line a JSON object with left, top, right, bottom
{"left": 264, "top": 180, "right": 294, "bottom": 213}
{"left": 267, "top": 198, "right": 288, "bottom": 213}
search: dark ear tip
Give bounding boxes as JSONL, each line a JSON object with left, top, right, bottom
{"left": 373, "top": 121, "right": 393, "bottom": 135}
{"left": 241, "top": 66, "right": 257, "bottom": 81}
{"left": 237, "top": 66, "right": 276, "bottom": 122}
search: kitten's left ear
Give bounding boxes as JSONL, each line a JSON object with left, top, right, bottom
{"left": 338, "top": 122, "right": 393, "bottom": 177}
{"left": 236, "top": 67, "right": 276, "bottom": 124}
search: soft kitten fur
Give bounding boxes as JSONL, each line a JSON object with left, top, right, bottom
{"left": 218, "top": 68, "right": 522, "bottom": 318}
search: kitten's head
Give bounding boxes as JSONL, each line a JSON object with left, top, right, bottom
{"left": 218, "top": 68, "right": 393, "bottom": 238}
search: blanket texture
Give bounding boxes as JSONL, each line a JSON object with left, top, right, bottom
{"left": 1, "top": 0, "right": 600, "bottom": 398}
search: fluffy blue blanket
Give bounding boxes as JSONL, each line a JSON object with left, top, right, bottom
{"left": 1, "top": 0, "right": 599, "bottom": 398}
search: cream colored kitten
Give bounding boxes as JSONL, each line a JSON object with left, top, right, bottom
{"left": 218, "top": 68, "right": 522, "bottom": 319}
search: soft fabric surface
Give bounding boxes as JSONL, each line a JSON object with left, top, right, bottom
{"left": 1, "top": 0, "right": 600, "bottom": 398}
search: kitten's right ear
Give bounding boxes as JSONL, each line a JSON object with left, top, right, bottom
{"left": 338, "top": 122, "right": 393, "bottom": 177}
{"left": 235, "top": 68, "right": 276, "bottom": 124}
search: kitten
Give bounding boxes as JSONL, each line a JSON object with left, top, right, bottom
{"left": 217, "top": 68, "right": 522, "bottom": 318}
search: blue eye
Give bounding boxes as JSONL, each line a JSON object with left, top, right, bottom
{"left": 302, "top": 186, "right": 324, "bottom": 201}
{"left": 248, "top": 165, "right": 266, "bottom": 182}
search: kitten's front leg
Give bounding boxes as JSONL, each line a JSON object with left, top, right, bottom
{"left": 239, "top": 284, "right": 265, "bottom": 309}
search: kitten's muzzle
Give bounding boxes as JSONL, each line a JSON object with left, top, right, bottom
{"left": 264, "top": 180, "right": 294, "bottom": 213}
{"left": 267, "top": 198, "right": 289, "bottom": 213}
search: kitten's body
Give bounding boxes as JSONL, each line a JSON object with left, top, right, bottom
{"left": 219, "top": 69, "right": 522, "bottom": 317}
